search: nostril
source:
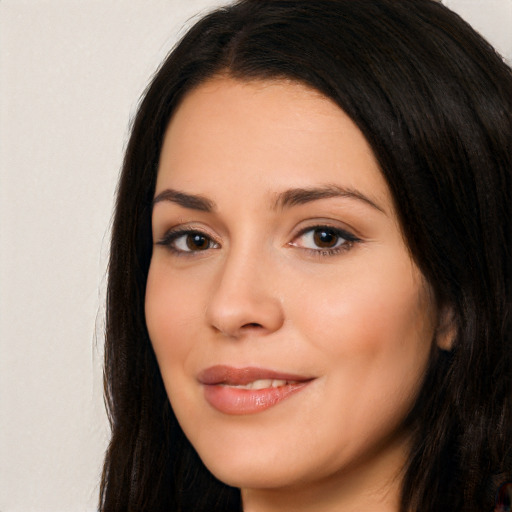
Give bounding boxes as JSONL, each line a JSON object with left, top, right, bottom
{"left": 206, "top": 291, "right": 285, "bottom": 336}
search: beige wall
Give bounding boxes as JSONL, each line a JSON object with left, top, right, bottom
{"left": 0, "top": 1, "right": 510, "bottom": 510}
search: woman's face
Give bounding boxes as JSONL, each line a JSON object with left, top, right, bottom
{"left": 146, "top": 77, "right": 439, "bottom": 505}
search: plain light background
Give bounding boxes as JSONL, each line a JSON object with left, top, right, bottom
{"left": 0, "top": 1, "right": 511, "bottom": 510}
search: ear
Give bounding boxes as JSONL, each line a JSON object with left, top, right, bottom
{"left": 435, "top": 304, "right": 457, "bottom": 351}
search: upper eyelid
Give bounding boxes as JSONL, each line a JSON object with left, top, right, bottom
{"left": 155, "top": 223, "right": 219, "bottom": 240}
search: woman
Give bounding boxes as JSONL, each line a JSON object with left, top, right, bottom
{"left": 100, "top": 1, "right": 512, "bottom": 511}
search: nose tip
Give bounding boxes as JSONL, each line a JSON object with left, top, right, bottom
{"left": 205, "top": 266, "right": 285, "bottom": 339}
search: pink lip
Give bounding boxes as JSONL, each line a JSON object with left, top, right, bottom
{"left": 198, "top": 365, "right": 314, "bottom": 415}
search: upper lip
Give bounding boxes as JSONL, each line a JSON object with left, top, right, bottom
{"left": 198, "top": 365, "right": 314, "bottom": 386}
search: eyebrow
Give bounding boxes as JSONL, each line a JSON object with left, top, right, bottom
{"left": 152, "top": 184, "right": 385, "bottom": 215}
{"left": 273, "top": 185, "right": 386, "bottom": 214}
{"left": 152, "top": 188, "right": 216, "bottom": 212}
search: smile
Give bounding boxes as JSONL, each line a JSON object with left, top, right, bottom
{"left": 198, "top": 366, "right": 314, "bottom": 415}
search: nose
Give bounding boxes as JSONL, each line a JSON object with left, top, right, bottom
{"left": 205, "top": 247, "right": 285, "bottom": 339}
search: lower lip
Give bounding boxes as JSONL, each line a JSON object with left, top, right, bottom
{"left": 203, "top": 382, "right": 310, "bottom": 415}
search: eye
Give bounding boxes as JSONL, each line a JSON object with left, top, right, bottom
{"left": 290, "top": 225, "right": 359, "bottom": 255}
{"left": 157, "top": 229, "right": 219, "bottom": 254}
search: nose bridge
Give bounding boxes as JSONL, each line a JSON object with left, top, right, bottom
{"left": 206, "top": 236, "right": 284, "bottom": 337}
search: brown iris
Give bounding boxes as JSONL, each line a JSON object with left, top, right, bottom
{"left": 313, "top": 228, "right": 341, "bottom": 248}
{"left": 186, "top": 233, "right": 210, "bottom": 251}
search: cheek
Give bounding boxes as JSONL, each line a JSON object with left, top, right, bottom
{"left": 145, "top": 262, "right": 201, "bottom": 376}
{"left": 293, "top": 254, "right": 434, "bottom": 396}
{"left": 294, "top": 248, "right": 435, "bottom": 355}
{"left": 145, "top": 261, "right": 211, "bottom": 434}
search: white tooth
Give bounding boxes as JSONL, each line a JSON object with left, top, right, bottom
{"left": 227, "top": 379, "right": 294, "bottom": 390}
{"left": 231, "top": 382, "right": 251, "bottom": 389}
{"left": 252, "top": 379, "right": 273, "bottom": 390}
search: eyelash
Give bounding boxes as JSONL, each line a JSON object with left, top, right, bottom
{"left": 290, "top": 225, "right": 360, "bottom": 257}
{"left": 156, "top": 225, "right": 360, "bottom": 258}
{"left": 156, "top": 229, "right": 220, "bottom": 256}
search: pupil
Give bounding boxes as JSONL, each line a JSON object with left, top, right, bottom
{"left": 313, "top": 229, "right": 338, "bottom": 248}
{"left": 187, "top": 233, "right": 209, "bottom": 250}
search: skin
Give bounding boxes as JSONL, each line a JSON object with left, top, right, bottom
{"left": 145, "top": 77, "right": 442, "bottom": 512}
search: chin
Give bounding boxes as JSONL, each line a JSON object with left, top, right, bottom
{"left": 201, "top": 453, "right": 312, "bottom": 490}
{"left": 186, "top": 421, "right": 337, "bottom": 491}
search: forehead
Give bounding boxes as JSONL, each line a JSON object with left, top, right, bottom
{"left": 156, "top": 77, "right": 395, "bottom": 218}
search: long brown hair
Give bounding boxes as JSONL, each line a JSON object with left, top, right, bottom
{"left": 100, "top": 1, "right": 512, "bottom": 510}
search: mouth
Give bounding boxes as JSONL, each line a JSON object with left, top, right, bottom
{"left": 198, "top": 365, "right": 315, "bottom": 415}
